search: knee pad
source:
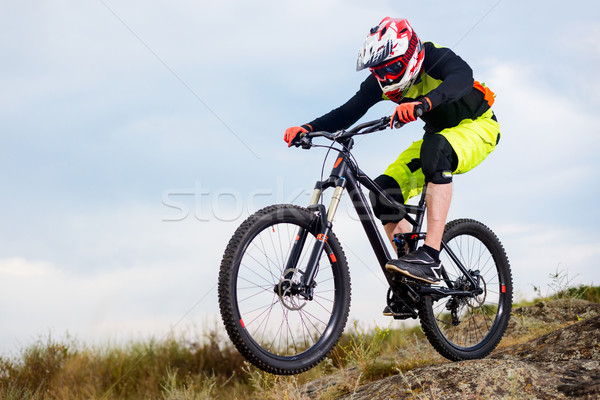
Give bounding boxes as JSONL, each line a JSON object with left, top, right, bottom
{"left": 420, "top": 133, "right": 458, "bottom": 184}
{"left": 369, "top": 175, "right": 406, "bottom": 225}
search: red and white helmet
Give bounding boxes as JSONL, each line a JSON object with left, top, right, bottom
{"left": 357, "top": 17, "right": 425, "bottom": 101}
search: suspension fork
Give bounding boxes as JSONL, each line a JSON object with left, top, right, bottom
{"left": 302, "top": 179, "right": 346, "bottom": 288}
{"left": 281, "top": 183, "right": 324, "bottom": 280}
{"left": 283, "top": 177, "right": 347, "bottom": 299}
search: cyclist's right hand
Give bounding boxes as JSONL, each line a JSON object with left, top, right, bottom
{"left": 284, "top": 126, "right": 309, "bottom": 147}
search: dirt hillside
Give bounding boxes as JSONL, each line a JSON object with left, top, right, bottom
{"left": 303, "top": 299, "right": 600, "bottom": 399}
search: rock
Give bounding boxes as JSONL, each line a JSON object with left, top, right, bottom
{"left": 495, "top": 314, "right": 600, "bottom": 362}
{"left": 302, "top": 300, "right": 600, "bottom": 400}
{"left": 338, "top": 359, "right": 566, "bottom": 400}
{"left": 511, "top": 299, "right": 600, "bottom": 324}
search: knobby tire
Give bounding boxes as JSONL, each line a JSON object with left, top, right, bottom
{"left": 218, "top": 204, "right": 351, "bottom": 375}
{"left": 418, "top": 219, "right": 513, "bottom": 360}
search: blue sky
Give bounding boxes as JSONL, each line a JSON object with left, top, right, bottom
{"left": 1, "top": 0, "right": 599, "bottom": 353}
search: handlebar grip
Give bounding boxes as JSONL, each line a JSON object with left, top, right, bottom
{"left": 290, "top": 131, "right": 307, "bottom": 146}
{"left": 291, "top": 132, "right": 313, "bottom": 149}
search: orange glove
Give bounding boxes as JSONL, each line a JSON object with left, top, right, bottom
{"left": 284, "top": 126, "right": 309, "bottom": 147}
{"left": 390, "top": 97, "right": 431, "bottom": 128}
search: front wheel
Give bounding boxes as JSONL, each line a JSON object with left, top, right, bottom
{"left": 218, "top": 204, "right": 351, "bottom": 375}
{"left": 419, "top": 219, "right": 513, "bottom": 361}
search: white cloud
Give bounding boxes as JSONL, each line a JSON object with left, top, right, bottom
{"left": 0, "top": 258, "right": 53, "bottom": 278}
{"left": 2, "top": 0, "right": 600, "bottom": 356}
{"left": 0, "top": 252, "right": 222, "bottom": 354}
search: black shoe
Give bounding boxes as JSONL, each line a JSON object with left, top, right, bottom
{"left": 385, "top": 247, "right": 442, "bottom": 284}
{"left": 382, "top": 305, "right": 393, "bottom": 316}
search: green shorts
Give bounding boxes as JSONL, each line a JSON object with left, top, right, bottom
{"left": 383, "top": 108, "right": 500, "bottom": 202}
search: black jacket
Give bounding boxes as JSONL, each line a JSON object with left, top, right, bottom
{"left": 304, "top": 42, "right": 491, "bottom": 134}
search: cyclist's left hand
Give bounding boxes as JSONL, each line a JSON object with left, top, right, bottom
{"left": 390, "top": 97, "right": 431, "bottom": 128}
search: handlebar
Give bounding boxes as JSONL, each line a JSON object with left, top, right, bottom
{"left": 292, "top": 108, "right": 423, "bottom": 149}
{"left": 292, "top": 116, "right": 392, "bottom": 149}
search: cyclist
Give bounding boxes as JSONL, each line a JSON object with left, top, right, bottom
{"left": 284, "top": 17, "right": 499, "bottom": 290}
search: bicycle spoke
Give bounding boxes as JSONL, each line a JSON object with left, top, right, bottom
{"left": 245, "top": 244, "right": 281, "bottom": 283}
{"left": 237, "top": 273, "right": 274, "bottom": 293}
{"left": 431, "top": 229, "right": 506, "bottom": 349}
{"left": 229, "top": 217, "right": 342, "bottom": 359}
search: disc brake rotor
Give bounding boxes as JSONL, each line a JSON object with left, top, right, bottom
{"left": 277, "top": 268, "right": 307, "bottom": 311}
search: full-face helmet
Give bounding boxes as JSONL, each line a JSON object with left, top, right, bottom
{"left": 357, "top": 17, "right": 425, "bottom": 101}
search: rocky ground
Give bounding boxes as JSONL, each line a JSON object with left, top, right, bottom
{"left": 302, "top": 299, "right": 600, "bottom": 399}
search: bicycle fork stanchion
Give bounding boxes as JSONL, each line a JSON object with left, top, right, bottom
{"left": 326, "top": 182, "right": 346, "bottom": 222}
{"left": 300, "top": 178, "right": 347, "bottom": 296}
{"left": 281, "top": 185, "right": 327, "bottom": 282}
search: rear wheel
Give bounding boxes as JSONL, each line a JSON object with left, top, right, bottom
{"left": 419, "top": 219, "right": 512, "bottom": 360}
{"left": 218, "top": 204, "right": 351, "bottom": 375}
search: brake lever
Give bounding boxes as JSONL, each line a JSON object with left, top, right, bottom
{"left": 290, "top": 131, "right": 309, "bottom": 148}
{"left": 391, "top": 107, "right": 423, "bottom": 129}
{"left": 393, "top": 120, "right": 405, "bottom": 129}
{"left": 299, "top": 135, "right": 312, "bottom": 149}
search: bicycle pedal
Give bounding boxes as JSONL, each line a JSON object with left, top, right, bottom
{"left": 393, "top": 275, "right": 430, "bottom": 287}
{"left": 406, "top": 278, "right": 429, "bottom": 286}
{"left": 391, "top": 311, "right": 417, "bottom": 320}
{"left": 384, "top": 304, "right": 417, "bottom": 320}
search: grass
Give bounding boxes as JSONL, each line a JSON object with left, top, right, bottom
{"left": 2, "top": 281, "right": 598, "bottom": 400}
{"left": 0, "top": 330, "right": 249, "bottom": 400}
{"left": 0, "top": 322, "right": 435, "bottom": 400}
{"left": 528, "top": 266, "right": 599, "bottom": 302}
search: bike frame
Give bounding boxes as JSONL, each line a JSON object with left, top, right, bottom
{"left": 287, "top": 129, "right": 480, "bottom": 301}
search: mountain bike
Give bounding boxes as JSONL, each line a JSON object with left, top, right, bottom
{"left": 218, "top": 116, "right": 513, "bottom": 375}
